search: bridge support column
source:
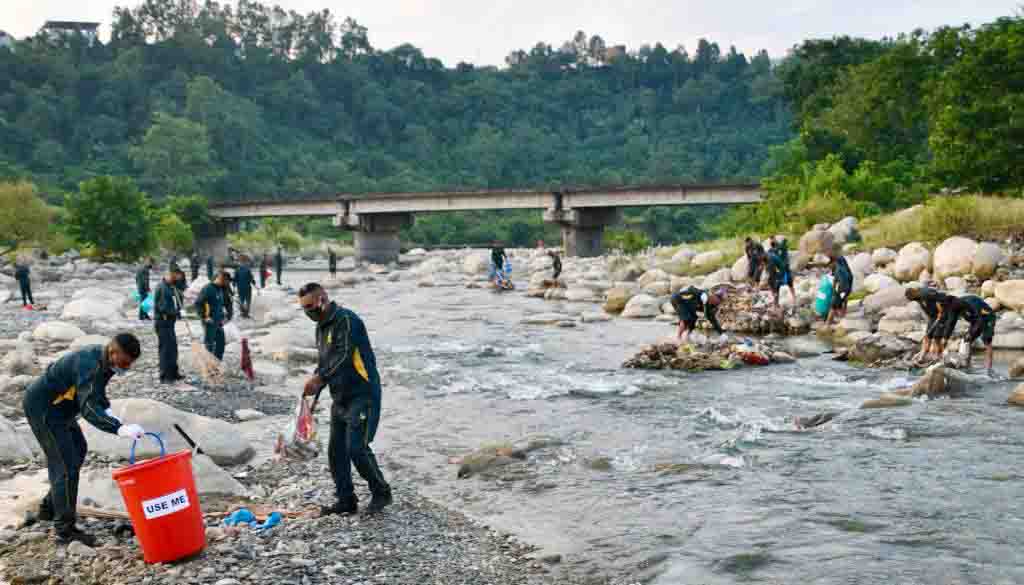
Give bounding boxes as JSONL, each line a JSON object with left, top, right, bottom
{"left": 544, "top": 207, "right": 620, "bottom": 258}
{"left": 195, "top": 219, "right": 238, "bottom": 265}
{"left": 344, "top": 212, "right": 413, "bottom": 264}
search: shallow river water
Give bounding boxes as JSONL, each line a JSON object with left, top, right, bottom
{"left": 290, "top": 269, "right": 1024, "bottom": 585}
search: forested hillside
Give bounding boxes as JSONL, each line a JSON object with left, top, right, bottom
{"left": 0, "top": 0, "right": 791, "bottom": 203}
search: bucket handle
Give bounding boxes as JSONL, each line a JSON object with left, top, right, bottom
{"left": 129, "top": 432, "right": 166, "bottom": 464}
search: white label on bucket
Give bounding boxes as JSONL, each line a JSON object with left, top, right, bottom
{"left": 141, "top": 489, "right": 190, "bottom": 520}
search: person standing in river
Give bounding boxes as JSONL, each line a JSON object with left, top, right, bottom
{"left": 548, "top": 250, "right": 562, "bottom": 281}
{"left": 299, "top": 283, "right": 393, "bottom": 515}
{"left": 826, "top": 249, "right": 854, "bottom": 326}
{"left": 15, "top": 257, "right": 34, "bottom": 310}
{"left": 328, "top": 248, "right": 338, "bottom": 280}
{"left": 234, "top": 258, "right": 256, "bottom": 319}
{"left": 937, "top": 294, "right": 996, "bottom": 374}
{"left": 906, "top": 284, "right": 951, "bottom": 363}
{"left": 275, "top": 247, "right": 284, "bottom": 286}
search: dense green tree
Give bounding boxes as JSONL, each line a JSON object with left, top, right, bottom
{"left": 0, "top": 181, "right": 52, "bottom": 256}
{"left": 154, "top": 213, "right": 194, "bottom": 253}
{"left": 64, "top": 176, "right": 156, "bottom": 260}
{"left": 130, "top": 112, "right": 221, "bottom": 195}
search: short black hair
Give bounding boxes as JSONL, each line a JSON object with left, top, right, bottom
{"left": 113, "top": 333, "right": 141, "bottom": 359}
{"left": 217, "top": 270, "right": 232, "bottom": 280}
{"left": 298, "top": 282, "right": 323, "bottom": 297}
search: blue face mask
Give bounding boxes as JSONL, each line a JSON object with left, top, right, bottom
{"left": 112, "top": 367, "right": 128, "bottom": 376}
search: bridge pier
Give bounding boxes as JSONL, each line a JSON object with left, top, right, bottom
{"left": 343, "top": 212, "right": 413, "bottom": 264}
{"left": 544, "top": 207, "right": 620, "bottom": 258}
{"left": 195, "top": 219, "right": 237, "bottom": 265}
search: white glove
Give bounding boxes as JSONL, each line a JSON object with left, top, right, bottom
{"left": 105, "top": 408, "right": 121, "bottom": 424}
{"left": 117, "top": 424, "right": 145, "bottom": 440}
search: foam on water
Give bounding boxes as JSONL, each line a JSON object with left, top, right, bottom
{"left": 868, "top": 427, "right": 908, "bottom": 441}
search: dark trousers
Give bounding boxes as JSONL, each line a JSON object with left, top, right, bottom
{"left": 275, "top": 266, "right": 282, "bottom": 286}
{"left": 18, "top": 280, "right": 33, "bottom": 305}
{"left": 203, "top": 322, "right": 226, "bottom": 360}
{"left": 26, "top": 411, "right": 87, "bottom": 532}
{"left": 191, "top": 267, "right": 199, "bottom": 282}
{"left": 155, "top": 319, "right": 180, "bottom": 381}
{"left": 259, "top": 271, "right": 267, "bottom": 289}
{"left": 238, "top": 289, "right": 252, "bottom": 318}
{"left": 328, "top": 391, "right": 390, "bottom": 500}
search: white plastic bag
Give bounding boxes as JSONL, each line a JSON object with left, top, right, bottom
{"left": 223, "top": 321, "right": 241, "bottom": 344}
{"left": 274, "top": 396, "right": 320, "bottom": 460}
{"left": 958, "top": 338, "right": 971, "bottom": 359}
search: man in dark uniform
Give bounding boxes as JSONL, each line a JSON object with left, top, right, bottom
{"left": 938, "top": 294, "right": 997, "bottom": 373}
{"left": 744, "top": 237, "right": 766, "bottom": 286}
{"left": 670, "top": 286, "right": 725, "bottom": 343}
{"left": 15, "top": 258, "right": 34, "bottom": 309}
{"left": 328, "top": 249, "right": 338, "bottom": 279}
{"left": 135, "top": 258, "right": 153, "bottom": 321}
{"left": 300, "top": 283, "right": 392, "bottom": 516}
{"left": 275, "top": 248, "right": 284, "bottom": 286}
{"left": 548, "top": 250, "right": 562, "bottom": 281}
{"left": 169, "top": 255, "right": 180, "bottom": 274}
{"left": 767, "top": 238, "right": 796, "bottom": 309}
{"left": 154, "top": 268, "right": 186, "bottom": 383}
{"left": 194, "top": 271, "right": 233, "bottom": 360}
{"left": 826, "top": 250, "right": 854, "bottom": 325}
{"left": 906, "top": 285, "right": 951, "bottom": 362}
{"left": 190, "top": 251, "right": 201, "bottom": 282}
{"left": 259, "top": 255, "right": 269, "bottom": 289}
{"left": 23, "top": 334, "right": 146, "bottom": 545}
{"left": 234, "top": 259, "right": 256, "bottom": 319}
{"left": 206, "top": 255, "right": 215, "bottom": 281}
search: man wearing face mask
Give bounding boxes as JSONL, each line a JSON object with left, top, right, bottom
{"left": 154, "top": 268, "right": 186, "bottom": 383}
{"left": 23, "top": 333, "right": 146, "bottom": 546}
{"left": 135, "top": 257, "right": 154, "bottom": 321}
{"left": 194, "top": 271, "right": 233, "bottom": 360}
{"left": 299, "top": 283, "right": 392, "bottom": 516}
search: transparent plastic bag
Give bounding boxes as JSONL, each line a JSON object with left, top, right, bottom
{"left": 223, "top": 321, "right": 241, "bottom": 344}
{"left": 274, "top": 396, "right": 320, "bottom": 460}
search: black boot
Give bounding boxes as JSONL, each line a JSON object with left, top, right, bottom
{"left": 366, "top": 488, "right": 393, "bottom": 514}
{"left": 321, "top": 496, "right": 358, "bottom": 517}
{"left": 57, "top": 527, "right": 97, "bottom": 547}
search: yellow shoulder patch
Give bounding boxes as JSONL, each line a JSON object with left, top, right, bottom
{"left": 353, "top": 348, "right": 369, "bottom": 382}
{"left": 52, "top": 386, "right": 77, "bottom": 406}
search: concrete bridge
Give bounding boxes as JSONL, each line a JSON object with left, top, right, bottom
{"left": 204, "top": 183, "right": 762, "bottom": 262}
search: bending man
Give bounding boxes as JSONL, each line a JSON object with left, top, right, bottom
{"left": 23, "top": 334, "right": 145, "bottom": 545}
{"left": 670, "top": 286, "right": 725, "bottom": 343}
{"left": 939, "top": 294, "right": 997, "bottom": 373}
{"left": 300, "top": 283, "right": 393, "bottom": 515}
{"left": 744, "top": 237, "right": 766, "bottom": 286}
{"left": 905, "top": 284, "right": 950, "bottom": 363}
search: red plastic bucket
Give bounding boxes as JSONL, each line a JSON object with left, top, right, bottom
{"left": 112, "top": 433, "right": 206, "bottom": 563}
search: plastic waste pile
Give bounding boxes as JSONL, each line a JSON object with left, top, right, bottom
{"left": 623, "top": 338, "right": 793, "bottom": 372}
{"left": 712, "top": 286, "right": 808, "bottom": 335}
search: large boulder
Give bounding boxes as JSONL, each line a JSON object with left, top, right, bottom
{"left": 994, "top": 312, "right": 1024, "bottom": 349}
{"left": 864, "top": 273, "right": 899, "bottom": 294}
{"left": 703, "top": 269, "right": 733, "bottom": 288}
{"left": 565, "top": 288, "right": 599, "bottom": 302}
{"left": 253, "top": 325, "right": 316, "bottom": 356}
{"left": 462, "top": 252, "right": 491, "bottom": 275}
{"left": 731, "top": 256, "right": 750, "bottom": 282}
{"left": 995, "top": 281, "right": 1024, "bottom": 312}
{"left": 520, "top": 313, "right": 573, "bottom": 325}
{"left": 32, "top": 321, "right": 86, "bottom": 342}
{"left": 892, "top": 243, "right": 931, "bottom": 282}
{"left": 972, "top": 243, "right": 1004, "bottom": 279}
{"left": 1, "top": 350, "right": 36, "bottom": 376}
{"left": 603, "top": 287, "right": 635, "bottom": 314}
{"left": 61, "top": 297, "right": 123, "bottom": 321}
{"left": 799, "top": 229, "right": 835, "bottom": 257}
{"left": 864, "top": 285, "right": 908, "bottom": 315}
{"left": 691, "top": 250, "right": 724, "bottom": 270}
{"left": 933, "top": 237, "right": 978, "bottom": 280}
{"left": 828, "top": 217, "right": 859, "bottom": 245}
{"left": 872, "top": 248, "right": 898, "bottom": 267}
{"left": 621, "top": 294, "right": 662, "bottom": 319}
{"left": 641, "top": 281, "right": 671, "bottom": 297}
{"left": 637, "top": 269, "right": 670, "bottom": 288}
{"left": 850, "top": 252, "right": 873, "bottom": 276}
{"left": 82, "top": 398, "right": 254, "bottom": 466}
{"left": 909, "top": 365, "right": 978, "bottom": 397}
{"left": 848, "top": 334, "right": 916, "bottom": 363}
{"left": 0, "top": 417, "right": 34, "bottom": 463}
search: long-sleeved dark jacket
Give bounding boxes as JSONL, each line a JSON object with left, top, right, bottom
{"left": 315, "top": 302, "right": 380, "bottom": 399}
{"left": 23, "top": 346, "right": 123, "bottom": 434}
{"left": 234, "top": 265, "right": 255, "bottom": 295}
{"left": 915, "top": 287, "right": 950, "bottom": 321}
{"left": 195, "top": 282, "right": 232, "bottom": 324}
{"left": 153, "top": 278, "right": 183, "bottom": 321}
{"left": 274, "top": 251, "right": 284, "bottom": 271}
{"left": 135, "top": 265, "right": 151, "bottom": 295}
{"left": 15, "top": 265, "right": 30, "bottom": 284}
{"left": 670, "top": 286, "right": 723, "bottom": 334}
{"left": 832, "top": 257, "right": 854, "bottom": 293}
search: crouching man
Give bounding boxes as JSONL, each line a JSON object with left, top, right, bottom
{"left": 23, "top": 333, "right": 146, "bottom": 545}
{"left": 299, "top": 283, "right": 393, "bottom": 515}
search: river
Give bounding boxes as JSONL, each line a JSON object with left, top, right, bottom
{"left": 288, "top": 268, "right": 1024, "bottom": 585}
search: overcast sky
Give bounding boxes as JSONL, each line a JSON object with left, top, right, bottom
{"left": 2, "top": 1, "right": 1020, "bottom": 65}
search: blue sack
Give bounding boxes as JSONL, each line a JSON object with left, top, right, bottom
{"left": 140, "top": 294, "right": 154, "bottom": 315}
{"left": 814, "top": 275, "right": 834, "bottom": 318}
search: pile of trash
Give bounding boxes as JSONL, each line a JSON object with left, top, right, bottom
{"left": 712, "top": 287, "right": 811, "bottom": 336}
{"left": 623, "top": 339, "right": 795, "bottom": 372}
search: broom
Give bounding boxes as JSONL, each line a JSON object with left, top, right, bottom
{"left": 182, "top": 318, "right": 224, "bottom": 386}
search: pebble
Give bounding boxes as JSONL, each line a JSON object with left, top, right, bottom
{"left": 67, "top": 540, "right": 98, "bottom": 557}
{"left": 214, "top": 579, "right": 241, "bottom": 585}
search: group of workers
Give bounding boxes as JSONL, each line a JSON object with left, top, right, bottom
{"left": 22, "top": 275, "right": 392, "bottom": 546}
{"left": 906, "top": 285, "right": 996, "bottom": 372}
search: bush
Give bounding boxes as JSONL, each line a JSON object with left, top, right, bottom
{"left": 861, "top": 195, "right": 1024, "bottom": 249}
{"left": 605, "top": 229, "right": 652, "bottom": 255}
{"left": 64, "top": 177, "right": 157, "bottom": 261}
{"left": 155, "top": 214, "right": 195, "bottom": 253}
{"left": 0, "top": 181, "right": 52, "bottom": 256}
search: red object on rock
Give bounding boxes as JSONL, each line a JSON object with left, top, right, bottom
{"left": 240, "top": 338, "right": 254, "bottom": 382}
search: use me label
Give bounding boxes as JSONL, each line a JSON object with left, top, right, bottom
{"left": 141, "top": 489, "right": 190, "bottom": 520}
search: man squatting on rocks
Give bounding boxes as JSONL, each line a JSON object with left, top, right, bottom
{"left": 23, "top": 334, "right": 147, "bottom": 545}
{"left": 154, "top": 266, "right": 187, "bottom": 383}
{"left": 937, "top": 294, "right": 997, "bottom": 373}
{"left": 299, "top": 283, "right": 393, "bottom": 515}
{"left": 670, "top": 286, "right": 726, "bottom": 344}
{"left": 195, "top": 270, "right": 233, "bottom": 360}
{"left": 906, "top": 284, "right": 951, "bottom": 363}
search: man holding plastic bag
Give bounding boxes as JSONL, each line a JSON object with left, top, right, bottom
{"left": 299, "top": 283, "right": 393, "bottom": 516}
{"left": 23, "top": 334, "right": 147, "bottom": 546}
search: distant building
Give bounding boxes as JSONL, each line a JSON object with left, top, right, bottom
{"left": 0, "top": 30, "right": 13, "bottom": 50}
{"left": 41, "top": 21, "right": 100, "bottom": 47}
{"left": 603, "top": 45, "right": 627, "bottom": 63}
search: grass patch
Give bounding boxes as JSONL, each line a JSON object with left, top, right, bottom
{"left": 862, "top": 195, "right": 1024, "bottom": 250}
